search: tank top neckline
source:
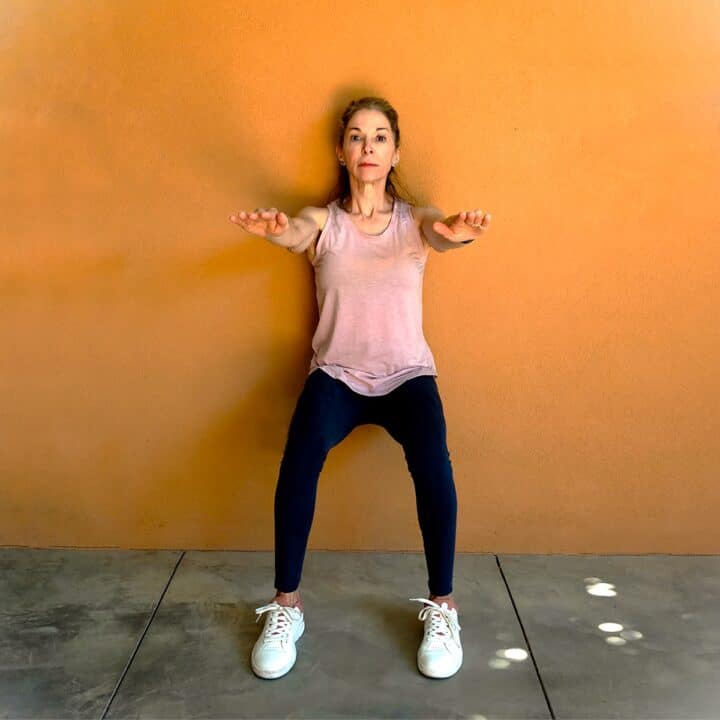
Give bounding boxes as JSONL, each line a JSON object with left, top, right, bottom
{"left": 334, "top": 196, "right": 398, "bottom": 237}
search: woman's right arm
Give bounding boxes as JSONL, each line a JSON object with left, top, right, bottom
{"left": 229, "top": 207, "right": 320, "bottom": 253}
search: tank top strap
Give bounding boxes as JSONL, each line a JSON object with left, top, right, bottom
{"left": 396, "top": 197, "right": 409, "bottom": 222}
{"left": 324, "top": 198, "right": 339, "bottom": 232}
{"left": 395, "top": 197, "right": 416, "bottom": 231}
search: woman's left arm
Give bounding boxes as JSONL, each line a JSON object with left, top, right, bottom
{"left": 418, "top": 206, "right": 492, "bottom": 252}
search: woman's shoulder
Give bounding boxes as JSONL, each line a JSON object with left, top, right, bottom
{"left": 407, "top": 203, "right": 436, "bottom": 229}
{"left": 297, "top": 204, "right": 332, "bottom": 232}
{"left": 296, "top": 204, "right": 333, "bottom": 263}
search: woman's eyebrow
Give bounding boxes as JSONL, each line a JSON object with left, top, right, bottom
{"left": 349, "top": 127, "right": 389, "bottom": 131}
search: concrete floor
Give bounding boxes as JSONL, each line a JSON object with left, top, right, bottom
{"left": 1, "top": 550, "right": 719, "bottom": 719}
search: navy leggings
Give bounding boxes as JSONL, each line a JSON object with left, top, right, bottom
{"left": 274, "top": 369, "right": 457, "bottom": 596}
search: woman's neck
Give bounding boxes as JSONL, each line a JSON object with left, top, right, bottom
{"left": 344, "top": 182, "right": 393, "bottom": 219}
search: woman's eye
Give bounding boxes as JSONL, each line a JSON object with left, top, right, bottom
{"left": 349, "top": 134, "right": 388, "bottom": 142}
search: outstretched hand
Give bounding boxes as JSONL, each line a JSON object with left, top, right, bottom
{"left": 229, "top": 207, "right": 290, "bottom": 238}
{"left": 432, "top": 209, "right": 492, "bottom": 243}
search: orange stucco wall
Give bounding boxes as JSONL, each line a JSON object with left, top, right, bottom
{"left": 2, "top": 0, "right": 718, "bottom": 551}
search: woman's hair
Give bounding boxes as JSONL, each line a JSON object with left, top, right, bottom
{"left": 325, "top": 96, "right": 418, "bottom": 207}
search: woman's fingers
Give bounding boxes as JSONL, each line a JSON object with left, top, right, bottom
{"left": 230, "top": 207, "right": 288, "bottom": 237}
{"left": 459, "top": 209, "right": 491, "bottom": 229}
{"left": 461, "top": 208, "right": 492, "bottom": 228}
{"left": 431, "top": 208, "right": 492, "bottom": 243}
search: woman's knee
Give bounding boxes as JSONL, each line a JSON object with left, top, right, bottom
{"left": 402, "top": 416, "right": 454, "bottom": 482}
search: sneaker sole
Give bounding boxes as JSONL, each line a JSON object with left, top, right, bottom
{"left": 418, "top": 661, "right": 462, "bottom": 679}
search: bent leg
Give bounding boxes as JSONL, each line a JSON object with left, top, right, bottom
{"left": 274, "top": 370, "right": 364, "bottom": 592}
{"left": 379, "top": 376, "right": 458, "bottom": 597}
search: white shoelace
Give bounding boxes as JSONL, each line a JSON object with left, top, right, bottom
{"left": 255, "top": 602, "right": 301, "bottom": 647}
{"left": 409, "top": 597, "right": 461, "bottom": 647}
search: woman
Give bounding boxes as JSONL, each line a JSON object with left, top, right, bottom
{"left": 230, "top": 96, "right": 491, "bottom": 680}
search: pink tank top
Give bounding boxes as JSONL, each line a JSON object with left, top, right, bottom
{"left": 308, "top": 196, "right": 438, "bottom": 396}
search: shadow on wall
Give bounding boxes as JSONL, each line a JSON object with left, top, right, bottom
{"left": 127, "top": 227, "right": 398, "bottom": 549}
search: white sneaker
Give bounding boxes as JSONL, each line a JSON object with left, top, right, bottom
{"left": 251, "top": 601, "right": 305, "bottom": 679}
{"left": 409, "top": 597, "right": 463, "bottom": 678}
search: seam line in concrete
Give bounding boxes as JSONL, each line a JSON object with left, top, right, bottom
{"left": 100, "top": 550, "right": 186, "bottom": 719}
{"left": 495, "top": 554, "right": 556, "bottom": 719}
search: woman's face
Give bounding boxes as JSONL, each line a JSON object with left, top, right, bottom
{"left": 337, "top": 108, "right": 400, "bottom": 184}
